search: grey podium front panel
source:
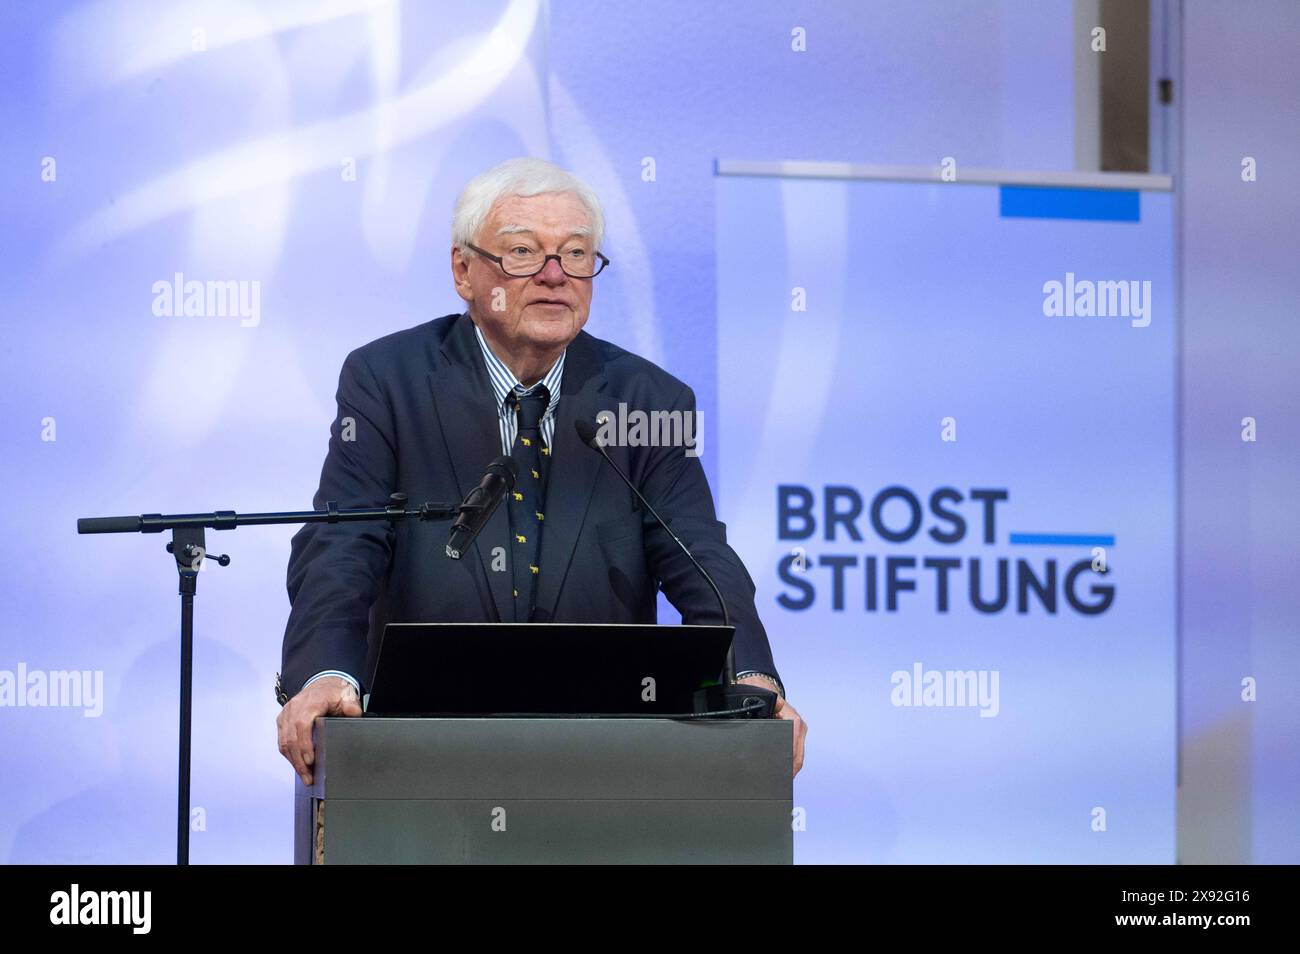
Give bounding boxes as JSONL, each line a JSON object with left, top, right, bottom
{"left": 294, "top": 717, "right": 792, "bottom": 864}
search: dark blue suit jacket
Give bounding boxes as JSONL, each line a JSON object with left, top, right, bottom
{"left": 280, "top": 311, "right": 780, "bottom": 697}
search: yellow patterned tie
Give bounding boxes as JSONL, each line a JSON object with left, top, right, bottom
{"left": 507, "top": 387, "right": 549, "bottom": 621}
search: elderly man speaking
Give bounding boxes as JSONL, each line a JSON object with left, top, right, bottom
{"left": 276, "top": 157, "right": 805, "bottom": 782}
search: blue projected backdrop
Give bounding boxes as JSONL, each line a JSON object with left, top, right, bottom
{"left": 716, "top": 174, "right": 1176, "bottom": 863}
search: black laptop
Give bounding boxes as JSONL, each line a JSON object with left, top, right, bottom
{"left": 365, "top": 622, "right": 735, "bottom": 716}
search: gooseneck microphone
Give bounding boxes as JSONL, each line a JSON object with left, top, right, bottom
{"left": 446, "top": 456, "right": 519, "bottom": 559}
{"left": 575, "top": 418, "right": 776, "bottom": 718}
{"left": 575, "top": 418, "right": 729, "bottom": 627}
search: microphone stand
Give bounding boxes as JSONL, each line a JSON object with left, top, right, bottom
{"left": 76, "top": 493, "right": 459, "bottom": 866}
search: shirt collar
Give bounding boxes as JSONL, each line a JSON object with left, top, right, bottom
{"left": 472, "top": 318, "right": 565, "bottom": 417}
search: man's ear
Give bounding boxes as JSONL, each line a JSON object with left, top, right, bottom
{"left": 451, "top": 246, "right": 473, "bottom": 301}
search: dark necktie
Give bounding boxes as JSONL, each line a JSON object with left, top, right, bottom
{"left": 507, "top": 387, "right": 550, "bottom": 622}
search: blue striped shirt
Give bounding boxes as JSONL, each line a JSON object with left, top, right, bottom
{"left": 472, "top": 320, "right": 565, "bottom": 453}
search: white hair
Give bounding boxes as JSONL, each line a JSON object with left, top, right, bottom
{"left": 452, "top": 157, "right": 605, "bottom": 255}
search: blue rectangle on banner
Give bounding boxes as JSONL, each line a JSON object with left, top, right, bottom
{"left": 1000, "top": 186, "right": 1140, "bottom": 221}
{"left": 1010, "top": 533, "right": 1116, "bottom": 546}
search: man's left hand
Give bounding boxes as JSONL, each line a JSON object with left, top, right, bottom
{"left": 736, "top": 675, "right": 807, "bottom": 778}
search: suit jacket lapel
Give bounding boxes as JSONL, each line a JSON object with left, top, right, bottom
{"left": 534, "top": 330, "right": 608, "bottom": 621}
{"left": 429, "top": 312, "right": 513, "bottom": 622}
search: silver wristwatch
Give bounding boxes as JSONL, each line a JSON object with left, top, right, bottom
{"left": 734, "top": 670, "right": 785, "bottom": 698}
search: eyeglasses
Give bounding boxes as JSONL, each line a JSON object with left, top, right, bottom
{"left": 467, "top": 242, "right": 610, "bottom": 279}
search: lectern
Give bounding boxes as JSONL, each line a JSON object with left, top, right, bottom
{"left": 294, "top": 716, "right": 793, "bottom": 864}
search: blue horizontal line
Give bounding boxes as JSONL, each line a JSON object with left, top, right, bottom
{"left": 1010, "top": 533, "right": 1115, "bottom": 547}
{"left": 999, "top": 186, "right": 1140, "bottom": 221}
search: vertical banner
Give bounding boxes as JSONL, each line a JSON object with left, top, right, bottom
{"left": 717, "top": 173, "right": 1175, "bottom": 862}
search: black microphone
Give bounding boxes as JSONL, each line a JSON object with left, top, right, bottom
{"left": 446, "top": 456, "right": 519, "bottom": 559}
{"left": 574, "top": 418, "right": 776, "bottom": 718}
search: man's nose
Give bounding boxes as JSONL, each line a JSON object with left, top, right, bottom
{"left": 535, "top": 257, "right": 568, "bottom": 284}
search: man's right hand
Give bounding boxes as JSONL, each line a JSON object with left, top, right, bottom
{"left": 276, "top": 676, "right": 363, "bottom": 785}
